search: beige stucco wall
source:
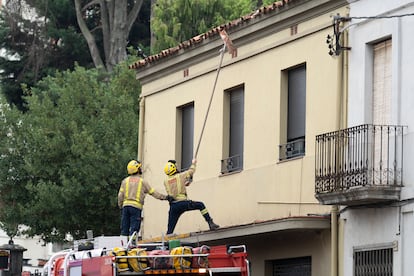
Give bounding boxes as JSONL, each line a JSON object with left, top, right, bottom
{"left": 137, "top": 2, "right": 348, "bottom": 240}
{"left": 246, "top": 229, "right": 331, "bottom": 275}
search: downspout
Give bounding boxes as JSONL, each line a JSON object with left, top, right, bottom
{"left": 137, "top": 95, "right": 145, "bottom": 238}
{"left": 138, "top": 96, "right": 145, "bottom": 161}
{"left": 331, "top": 205, "right": 339, "bottom": 276}
{"left": 331, "top": 41, "right": 342, "bottom": 276}
{"left": 332, "top": 15, "right": 349, "bottom": 276}
{"left": 342, "top": 20, "right": 349, "bottom": 131}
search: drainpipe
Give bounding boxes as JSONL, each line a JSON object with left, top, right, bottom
{"left": 138, "top": 96, "right": 145, "bottom": 161}
{"left": 331, "top": 205, "right": 339, "bottom": 276}
{"left": 138, "top": 96, "right": 145, "bottom": 238}
{"left": 331, "top": 47, "right": 342, "bottom": 276}
{"left": 332, "top": 15, "right": 349, "bottom": 276}
{"left": 343, "top": 23, "right": 349, "bottom": 130}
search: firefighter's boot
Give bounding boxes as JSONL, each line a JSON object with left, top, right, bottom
{"left": 208, "top": 220, "right": 220, "bottom": 230}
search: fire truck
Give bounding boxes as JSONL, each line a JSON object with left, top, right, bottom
{"left": 43, "top": 236, "right": 250, "bottom": 276}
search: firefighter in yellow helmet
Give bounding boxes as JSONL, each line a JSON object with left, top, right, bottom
{"left": 118, "top": 160, "right": 170, "bottom": 237}
{"left": 163, "top": 158, "right": 219, "bottom": 234}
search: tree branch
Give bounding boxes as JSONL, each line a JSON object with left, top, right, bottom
{"left": 127, "top": 0, "right": 143, "bottom": 33}
{"left": 74, "top": 0, "right": 105, "bottom": 70}
{"left": 99, "top": 0, "right": 110, "bottom": 65}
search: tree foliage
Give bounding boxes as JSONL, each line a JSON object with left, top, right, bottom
{"left": 0, "top": 64, "right": 141, "bottom": 243}
{"left": 0, "top": 0, "right": 93, "bottom": 110}
{"left": 0, "top": 102, "right": 29, "bottom": 239}
{"left": 150, "top": 0, "right": 256, "bottom": 54}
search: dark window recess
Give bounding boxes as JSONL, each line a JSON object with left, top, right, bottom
{"left": 181, "top": 104, "right": 194, "bottom": 171}
{"left": 272, "top": 256, "right": 311, "bottom": 276}
{"left": 287, "top": 65, "right": 306, "bottom": 142}
{"left": 222, "top": 87, "right": 244, "bottom": 174}
{"left": 280, "top": 65, "right": 306, "bottom": 161}
{"left": 354, "top": 248, "right": 393, "bottom": 276}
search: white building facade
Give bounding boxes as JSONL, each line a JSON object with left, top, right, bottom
{"left": 315, "top": 0, "right": 414, "bottom": 275}
{"left": 344, "top": 0, "right": 414, "bottom": 275}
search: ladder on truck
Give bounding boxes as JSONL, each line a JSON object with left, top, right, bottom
{"left": 113, "top": 243, "right": 250, "bottom": 276}
{"left": 112, "top": 232, "right": 250, "bottom": 275}
{"left": 42, "top": 236, "right": 250, "bottom": 276}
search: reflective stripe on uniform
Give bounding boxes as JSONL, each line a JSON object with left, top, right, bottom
{"left": 123, "top": 178, "right": 143, "bottom": 209}
{"left": 166, "top": 175, "right": 187, "bottom": 200}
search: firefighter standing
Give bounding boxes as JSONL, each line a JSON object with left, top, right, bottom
{"left": 163, "top": 159, "right": 219, "bottom": 234}
{"left": 118, "top": 160, "right": 169, "bottom": 237}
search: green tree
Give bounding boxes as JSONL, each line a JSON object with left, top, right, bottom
{"left": 0, "top": 100, "right": 29, "bottom": 239}
{"left": 0, "top": 64, "right": 141, "bottom": 243}
{"left": 74, "top": 0, "right": 144, "bottom": 72}
{"left": 150, "top": 0, "right": 256, "bottom": 54}
{"left": 0, "top": 0, "right": 152, "bottom": 110}
{"left": 0, "top": 0, "right": 93, "bottom": 110}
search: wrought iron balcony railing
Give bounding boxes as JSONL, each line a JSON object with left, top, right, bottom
{"left": 279, "top": 138, "right": 305, "bottom": 161}
{"left": 315, "top": 124, "right": 405, "bottom": 205}
{"left": 221, "top": 155, "right": 242, "bottom": 174}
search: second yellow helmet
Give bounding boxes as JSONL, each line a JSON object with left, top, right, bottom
{"left": 164, "top": 160, "right": 177, "bottom": 176}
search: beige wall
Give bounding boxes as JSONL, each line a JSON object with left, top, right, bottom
{"left": 137, "top": 2, "right": 347, "bottom": 242}
{"left": 247, "top": 230, "right": 331, "bottom": 275}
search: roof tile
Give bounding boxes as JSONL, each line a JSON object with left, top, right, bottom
{"left": 129, "top": 0, "right": 291, "bottom": 70}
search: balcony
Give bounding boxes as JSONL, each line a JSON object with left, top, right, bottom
{"left": 221, "top": 155, "right": 242, "bottom": 174}
{"left": 279, "top": 138, "right": 305, "bottom": 161}
{"left": 315, "top": 124, "right": 405, "bottom": 206}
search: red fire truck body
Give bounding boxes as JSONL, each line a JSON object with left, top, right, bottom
{"left": 43, "top": 242, "right": 250, "bottom": 276}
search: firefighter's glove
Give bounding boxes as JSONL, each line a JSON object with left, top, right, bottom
{"left": 166, "top": 195, "right": 175, "bottom": 203}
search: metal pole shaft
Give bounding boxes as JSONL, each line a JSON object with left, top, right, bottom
{"left": 194, "top": 45, "right": 227, "bottom": 159}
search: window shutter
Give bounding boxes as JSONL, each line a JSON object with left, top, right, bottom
{"left": 287, "top": 66, "right": 306, "bottom": 142}
{"left": 373, "top": 39, "right": 392, "bottom": 125}
{"left": 229, "top": 88, "right": 244, "bottom": 161}
{"left": 181, "top": 104, "right": 194, "bottom": 170}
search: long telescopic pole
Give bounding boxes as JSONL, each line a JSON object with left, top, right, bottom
{"left": 194, "top": 44, "right": 227, "bottom": 159}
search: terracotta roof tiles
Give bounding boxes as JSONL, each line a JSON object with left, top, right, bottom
{"left": 129, "top": 0, "right": 291, "bottom": 70}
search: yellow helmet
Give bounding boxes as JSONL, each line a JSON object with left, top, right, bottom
{"left": 164, "top": 160, "right": 177, "bottom": 176}
{"left": 127, "top": 160, "right": 142, "bottom": 175}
